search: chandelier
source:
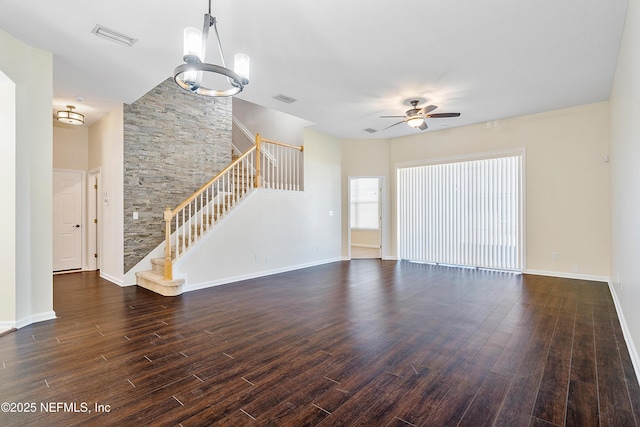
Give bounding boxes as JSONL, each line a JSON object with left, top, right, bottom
{"left": 174, "top": 0, "right": 250, "bottom": 97}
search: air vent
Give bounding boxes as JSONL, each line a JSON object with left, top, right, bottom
{"left": 92, "top": 25, "right": 138, "bottom": 47}
{"left": 363, "top": 128, "right": 378, "bottom": 133}
{"left": 273, "top": 94, "right": 297, "bottom": 104}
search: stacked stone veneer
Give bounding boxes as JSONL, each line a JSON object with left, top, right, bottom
{"left": 123, "top": 78, "right": 231, "bottom": 272}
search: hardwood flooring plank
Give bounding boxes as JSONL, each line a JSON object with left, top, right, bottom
{"left": 532, "top": 308, "right": 576, "bottom": 425}
{"left": 565, "top": 379, "right": 599, "bottom": 427}
{"left": 595, "top": 335, "right": 637, "bottom": 425}
{"left": 457, "top": 372, "right": 511, "bottom": 427}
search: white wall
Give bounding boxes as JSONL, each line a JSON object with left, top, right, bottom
{"left": 0, "top": 29, "right": 55, "bottom": 328}
{"left": 610, "top": 0, "right": 640, "bottom": 374}
{"left": 88, "top": 105, "right": 124, "bottom": 285}
{"left": 178, "top": 129, "right": 342, "bottom": 291}
{"left": 233, "top": 98, "right": 314, "bottom": 147}
{"left": 0, "top": 70, "right": 16, "bottom": 332}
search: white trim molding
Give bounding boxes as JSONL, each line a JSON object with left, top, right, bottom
{"left": 524, "top": 269, "right": 609, "bottom": 283}
{"left": 608, "top": 280, "right": 640, "bottom": 385}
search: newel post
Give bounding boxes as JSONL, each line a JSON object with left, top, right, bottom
{"left": 255, "top": 133, "right": 262, "bottom": 188}
{"left": 163, "top": 208, "right": 173, "bottom": 280}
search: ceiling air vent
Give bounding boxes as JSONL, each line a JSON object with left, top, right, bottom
{"left": 273, "top": 94, "right": 297, "bottom": 104}
{"left": 363, "top": 128, "right": 378, "bottom": 133}
{"left": 92, "top": 25, "right": 138, "bottom": 47}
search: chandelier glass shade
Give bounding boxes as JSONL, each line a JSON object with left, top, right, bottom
{"left": 174, "top": 1, "right": 250, "bottom": 97}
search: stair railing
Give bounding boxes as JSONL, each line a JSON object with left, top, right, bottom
{"left": 163, "top": 134, "right": 304, "bottom": 280}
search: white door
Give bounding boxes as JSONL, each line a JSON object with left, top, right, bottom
{"left": 53, "top": 170, "right": 83, "bottom": 272}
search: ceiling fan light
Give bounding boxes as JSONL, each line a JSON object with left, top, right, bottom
{"left": 406, "top": 116, "right": 424, "bottom": 128}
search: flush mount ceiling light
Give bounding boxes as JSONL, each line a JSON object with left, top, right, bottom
{"left": 174, "top": 0, "right": 250, "bottom": 97}
{"left": 56, "top": 105, "right": 84, "bottom": 125}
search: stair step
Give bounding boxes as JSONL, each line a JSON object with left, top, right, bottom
{"left": 135, "top": 270, "right": 184, "bottom": 297}
{"left": 151, "top": 257, "right": 166, "bottom": 275}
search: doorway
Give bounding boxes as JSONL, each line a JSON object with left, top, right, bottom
{"left": 53, "top": 169, "right": 84, "bottom": 272}
{"left": 349, "top": 176, "right": 382, "bottom": 259}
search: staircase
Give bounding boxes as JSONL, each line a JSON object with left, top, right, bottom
{"left": 135, "top": 152, "right": 253, "bottom": 296}
{"left": 134, "top": 134, "right": 304, "bottom": 296}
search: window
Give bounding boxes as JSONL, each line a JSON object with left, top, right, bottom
{"left": 350, "top": 178, "right": 380, "bottom": 230}
{"left": 397, "top": 154, "right": 522, "bottom": 271}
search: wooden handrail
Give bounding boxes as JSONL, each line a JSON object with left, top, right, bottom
{"left": 260, "top": 138, "right": 304, "bottom": 151}
{"left": 171, "top": 147, "right": 256, "bottom": 216}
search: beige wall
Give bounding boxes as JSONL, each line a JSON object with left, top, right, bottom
{"left": 342, "top": 102, "right": 610, "bottom": 279}
{"left": 351, "top": 229, "right": 380, "bottom": 247}
{"left": 53, "top": 124, "right": 89, "bottom": 170}
{"left": 610, "top": 0, "right": 640, "bottom": 373}
{"left": 391, "top": 102, "right": 610, "bottom": 278}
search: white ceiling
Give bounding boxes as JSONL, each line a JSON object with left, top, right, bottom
{"left": 0, "top": 0, "right": 629, "bottom": 139}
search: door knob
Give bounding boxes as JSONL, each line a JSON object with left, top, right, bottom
{"left": 74, "top": 224, "right": 80, "bottom": 228}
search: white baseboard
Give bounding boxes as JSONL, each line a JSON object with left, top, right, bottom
{"left": 15, "top": 311, "right": 57, "bottom": 329}
{"left": 183, "top": 257, "right": 344, "bottom": 293}
{"left": 351, "top": 244, "right": 380, "bottom": 249}
{"left": 0, "top": 321, "right": 16, "bottom": 334}
{"left": 608, "top": 280, "right": 640, "bottom": 385}
{"left": 100, "top": 272, "right": 126, "bottom": 287}
{"left": 523, "top": 269, "right": 609, "bottom": 283}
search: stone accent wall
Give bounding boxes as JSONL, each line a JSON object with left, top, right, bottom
{"left": 123, "top": 78, "right": 231, "bottom": 272}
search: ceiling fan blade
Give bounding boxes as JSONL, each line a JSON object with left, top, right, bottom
{"left": 382, "top": 120, "right": 406, "bottom": 130}
{"left": 419, "top": 105, "right": 438, "bottom": 115}
{"left": 427, "top": 113, "right": 461, "bottom": 118}
{"left": 379, "top": 115, "right": 406, "bottom": 118}
{"left": 418, "top": 121, "right": 428, "bottom": 130}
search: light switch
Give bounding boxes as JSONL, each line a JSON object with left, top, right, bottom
{"left": 133, "top": 212, "right": 138, "bottom": 220}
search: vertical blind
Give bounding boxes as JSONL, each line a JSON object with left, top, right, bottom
{"left": 397, "top": 155, "right": 522, "bottom": 271}
{"left": 350, "top": 178, "right": 380, "bottom": 229}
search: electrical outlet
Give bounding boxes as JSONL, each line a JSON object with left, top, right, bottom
{"left": 551, "top": 252, "right": 558, "bottom": 260}
{"left": 572, "top": 265, "right": 579, "bottom": 273}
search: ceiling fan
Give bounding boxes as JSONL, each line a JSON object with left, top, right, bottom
{"left": 381, "top": 99, "right": 461, "bottom": 131}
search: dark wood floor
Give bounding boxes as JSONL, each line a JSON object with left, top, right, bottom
{"left": 0, "top": 261, "right": 638, "bottom": 426}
